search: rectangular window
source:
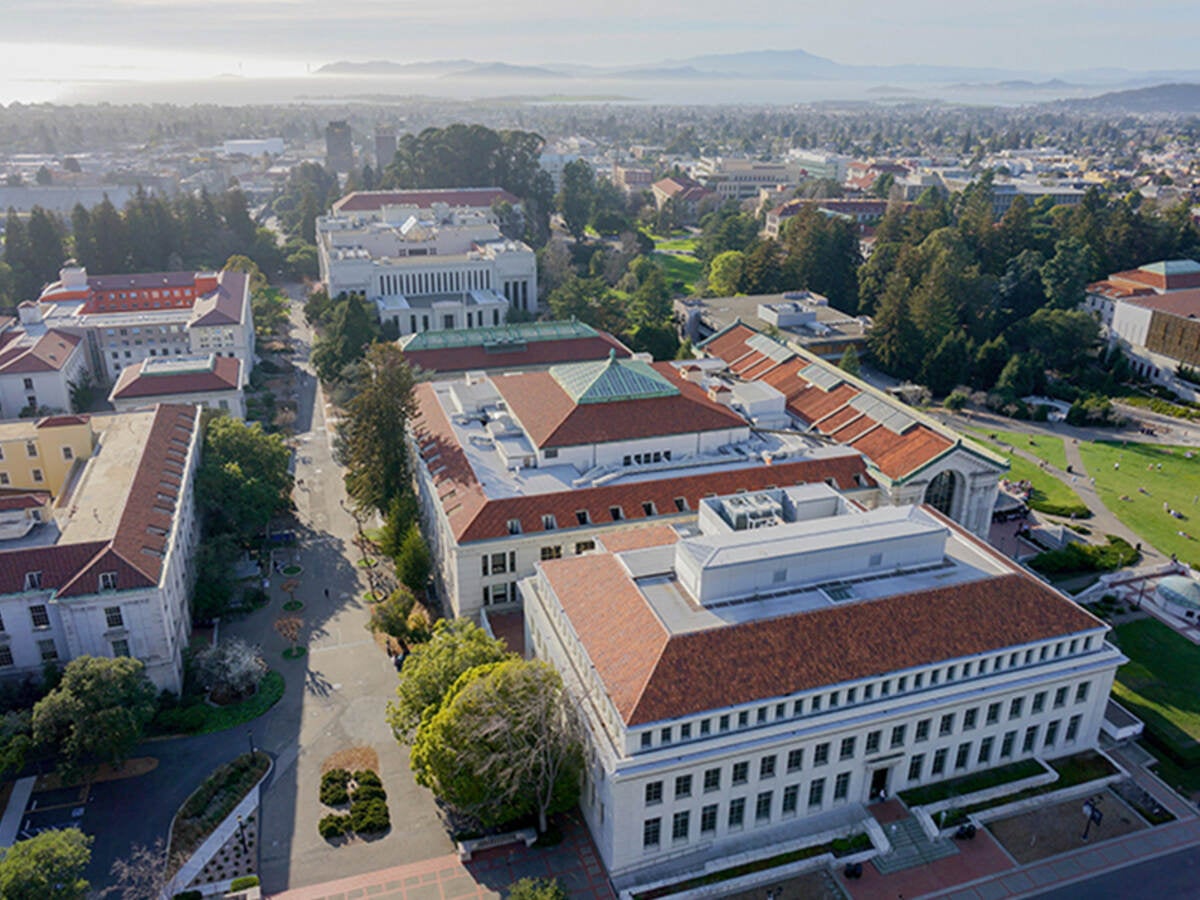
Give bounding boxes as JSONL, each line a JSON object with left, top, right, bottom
{"left": 955, "top": 742, "right": 971, "bottom": 770}
{"left": 908, "top": 754, "right": 924, "bottom": 781}
{"left": 1066, "top": 715, "right": 1081, "bottom": 743}
{"left": 755, "top": 791, "right": 772, "bottom": 822}
{"left": 111, "top": 639, "right": 130, "bottom": 658}
{"left": 703, "top": 768, "right": 720, "bottom": 793}
{"left": 1022, "top": 726, "right": 1038, "bottom": 754}
{"left": 609, "top": 506, "right": 624, "bottom": 521}
{"left": 931, "top": 748, "right": 948, "bottom": 776}
{"left": 738, "top": 711, "right": 749, "bottom": 728}
{"left": 756, "top": 707, "right": 768, "bottom": 724}
{"left": 834, "top": 772, "right": 851, "bottom": 801}
{"left": 675, "top": 775, "right": 692, "bottom": 799}
{"left": 672, "top": 811, "right": 689, "bottom": 842}
{"left": 640, "top": 733, "right": 652, "bottom": 750}
{"left": 1076, "top": 682, "right": 1090, "bottom": 704}
{"left": 680, "top": 723, "right": 691, "bottom": 740}
{"left": 1032, "top": 692, "right": 1046, "bottom": 714}
{"left": 1044, "top": 720, "right": 1060, "bottom": 748}
{"left": 915, "top": 719, "right": 931, "bottom": 742}
{"left": 0, "top": 646, "right": 12, "bottom": 667}
{"left": 1054, "top": 686, "right": 1069, "bottom": 709}
{"left": 963, "top": 708, "right": 978, "bottom": 731}
{"left": 760, "top": 755, "right": 776, "bottom": 779}
{"left": 104, "top": 606, "right": 123, "bottom": 628}
{"left": 840, "top": 737, "right": 856, "bottom": 761}
{"left": 30, "top": 604, "right": 49, "bottom": 628}
{"left": 939, "top": 714, "right": 955, "bottom": 737}
{"left": 574, "top": 540, "right": 595, "bottom": 555}
{"left": 699, "top": 720, "right": 710, "bottom": 736}
{"left": 808, "top": 778, "right": 825, "bottom": 808}
{"left": 1010, "top": 697, "right": 1024, "bottom": 720}
{"left": 62, "top": 446, "right": 74, "bottom": 461}
{"left": 25, "top": 441, "right": 37, "bottom": 458}
{"left": 813, "top": 743, "right": 830, "bottom": 767}
{"left": 643, "top": 818, "right": 661, "bottom": 848}
{"left": 978, "top": 736, "right": 994, "bottom": 764}
{"left": 719, "top": 715, "right": 730, "bottom": 732}
{"left": 1001, "top": 731, "right": 1016, "bottom": 758}
{"left": 865, "top": 730, "right": 881, "bottom": 754}
{"left": 660, "top": 727, "right": 672, "bottom": 744}
{"left": 575, "top": 510, "right": 590, "bottom": 526}
{"left": 38, "top": 638, "right": 58, "bottom": 661}
{"left": 732, "top": 761, "right": 749, "bottom": 785}
{"left": 506, "top": 519, "right": 522, "bottom": 534}
{"left": 728, "top": 797, "right": 746, "bottom": 828}
{"left": 645, "top": 781, "right": 663, "bottom": 806}
{"left": 539, "top": 545, "right": 562, "bottom": 561}
{"left": 986, "top": 702, "right": 1001, "bottom": 725}
{"left": 489, "top": 552, "right": 508, "bottom": 575}
{"left": 700, "top": 804, "right": 717, "bottom": 834}
{"left": 891, "top": 725, "right": 906, "bottom": 749}
{"left": 782, "top": 784, "right": 799, "bottom": 814}
{"left": 786, "top": 748, "right": 803, "bottom": 772}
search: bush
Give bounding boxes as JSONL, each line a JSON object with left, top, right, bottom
{"left": 230, "top": 875, "right": 261, "bottom": 890}
{"left": 944, "top": 391, "right": 968, "bottom": 412}
{"left": 1029, "top": 536, "right": 1139, "bottom": 575}
{"left": 353, "top": 769, "right": 382, "bottom": 788}
{"left": 320, "top": 768, "right": 351, "bottom": 806}
{"left": 174, "top": 892, "right": 204, "bottom": 900}
{"left": 318, "top": 813, "right": 352, "bottom": 839}
{"left": 352, "top": 783, "right": 387, "bottom": 804}
{"left": 350, "top": 796, "right": 390, "bottom": 834}
{"left": 194, "top": 637, "right": 267, "bottom": 702}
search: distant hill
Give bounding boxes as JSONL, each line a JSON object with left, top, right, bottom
{"left": 317, "top": 60, "right": 473, "bottom": 76}
{"left": 444, "top": 63, "right": 565, "bottom": 80}
{"left": 1057, "top": 82, "right": 1200, "bottom": 114}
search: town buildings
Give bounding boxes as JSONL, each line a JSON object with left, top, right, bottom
{"left": 698, "top": 323, "right": 1007, "bottom": 538}
{"left": 27, "top": 265, "right": 255, "bottom": 387}
{"left": 374, "top": 127, "right": 397, "bottom": 169}
{"left": 694, "top": 156, "right": 806, "bottom": 202}
{"left": 317, "top": 190, "right": 537, "bottom": 336}
{"left": 409, "top": 354, "right": 874, "bottom": 619}
{"left": 109, "top": 354, "right": 244, "bottom": 418}
{"left": 0, "top": 406, "right": 201, "bottom": 692}
{"left": 0, "top": 316, "right": 88, "bottom": 419}
{"left": 325, "top": 120, "right": 354, "bottom": 173}
{"left": 523, "top": 483, "right": 1121, "bottom": 883}
{"left": 650, "top": 176, "right": 717, "bottom": 226}
{"left": 1085, "top": 259, "right": 1200, "bottom": 399}
{"left": 763, "top": 198, "right": 898, "bottom": 239}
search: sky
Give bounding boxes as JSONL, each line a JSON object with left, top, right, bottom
{"left": 0, "top": 0, "right": 1198, "bottom": 102}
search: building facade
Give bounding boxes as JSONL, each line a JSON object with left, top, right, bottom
{"left": 0, "top": 316, "right": 88, "bottom": 418}
{"left": 523, "top": 484, "right": 1121, "bottom": 883}
{"left": 109, "top": 354, "right": 245, "bottom": 418}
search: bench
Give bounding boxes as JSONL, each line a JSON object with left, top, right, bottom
{"left": 456, "top": 827, "right": 538, "bottom": 861}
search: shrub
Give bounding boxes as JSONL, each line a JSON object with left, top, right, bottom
{"left": 320, "top": 768, "right": 351, "bottom": 806}
{"left": 230, "top": 875, "right": 261, "bottom": 890}
{"left": 318, "top": 813, "right": 352, "bottom": 839}
{"left": 352, "top": 783, "right": 387, "bottom": 804}
{"left": 944, "top": 390, "right": 968, "bottom": 412}
{"left": 174, "top": 892, "right": 204, "bottom": 900}
{"left": 352, "top": 769, "right": 382, "bottom": 788}
{"left": 194, "top": 637, "right": 267, "bottom": 702}
{"left": 350, "top": 796, "right": 390, "bottom": 834}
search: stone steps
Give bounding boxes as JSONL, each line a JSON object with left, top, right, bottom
{"left": 871, "top": 814, "right": 959, "bottom": 875}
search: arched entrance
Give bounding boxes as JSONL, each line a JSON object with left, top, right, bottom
{"left": 924, "top": 470, "right": 960, "bottom": 518}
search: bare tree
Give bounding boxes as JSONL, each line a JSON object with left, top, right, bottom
{"left": 274, "top": 615, "right": 303, "bottom": 655}
{"left": 104, "top": 838, "right": 178, "bottom": 900}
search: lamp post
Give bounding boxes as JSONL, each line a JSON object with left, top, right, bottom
{"left": 237, "top": 814, "right": 248, "bottom": 854}
{"left": 1081, "top": 795, "right": 1103, "bottom": 841}
{"left": 247, "top": 730, "right": 255, "bottom": 756}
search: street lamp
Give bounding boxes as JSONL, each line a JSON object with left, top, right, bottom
{"left": 1081, "top": 795, "right": 1103, "bottom": 841}
{"left": 247, "top": 730, "right": 255, "bottom": 756}
{"left": 237, "top": 814, "right": 248, "bottom": 854}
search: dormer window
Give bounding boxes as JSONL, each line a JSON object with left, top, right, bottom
{"left": 674, "top": 497, "right": 688, "bottom": 512}
{"left": 609, "top": 506, "right": 625, "bottom": 521}
{"left": 506, "top": 519, "right": 522, "bottom": 535}
{"left": 24, "top": 571, "right": 42, "bottom": 591}
{"left": 575, "top": 510, "right": 590, "bottom": 526}
{"left": 99, "top": 572, "right": 118, "bottom": 592}
{"left": 542, "top": 515, "right": 557, "bottom": 531}
{"left": 641, "top": 502, "right": 656, "bottom": 517}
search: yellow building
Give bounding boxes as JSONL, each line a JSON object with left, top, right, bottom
{"left": 0, "top": 414, "right": 96, "bottom": 497}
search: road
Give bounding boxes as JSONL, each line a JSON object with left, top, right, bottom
{"left": 1031, "top": 843, "right": 1200, "bottom": 899}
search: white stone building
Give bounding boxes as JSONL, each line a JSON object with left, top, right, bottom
{"left": 523, "top": 484, "right": 1121, "bottom": 883}
{"left": 409, "top": 355, "right": 875, "bottom": 620}
{"left": 0, "top": 316, "right": 88, "bottom": 418}
{"left": 109, "top": 355, "right": 245, "bottom": 418}
{"left": 0, "top": 405, "right": 201, "bottom": 692}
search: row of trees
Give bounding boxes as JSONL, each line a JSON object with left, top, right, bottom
{"left": 388, "top": 619, "right": 582, "bottom": 833}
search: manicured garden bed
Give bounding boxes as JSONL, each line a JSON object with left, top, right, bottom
{"left": 898, "top": 759, "right": 1045, "bottom": 807}
{"left": 170, "top": 752, "right": 270, "bottom": 862}
{"left": 153, "top": 670, "right": 284, "bottom": 736}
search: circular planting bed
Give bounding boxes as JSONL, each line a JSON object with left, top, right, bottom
{"left": 356, "top": 558, "right": 378, "bottom": 569}
{"left": 282, "top": 647, "right": 307, "bottom": 660}
{"left": 282, "top": 600, "right": 304, "bottom": 612}
{"left": 281, "top": 565, "right": 303, "bottom": 577}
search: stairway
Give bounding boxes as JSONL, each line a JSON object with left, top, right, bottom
{"left": 872, "top": 814, "right": 959, "bottom": 874}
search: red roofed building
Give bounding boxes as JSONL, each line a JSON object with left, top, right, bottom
{"left": 0, "top": 318, "right": 87, "bottom": 418}
{"left": 523, "top": 483, "right": 1122, "bottom": 882}
{"left": 651, "top": 175, "right": 717, "bottom": 225}
{"left": 0, "top": 405, "right": 202, "bottom": 692}
{"left": 699, "top": 322, "right": 1007, "bottom": 537}
{"left": 397, "top": 320, "right": 631, "bottom": 375}
{"left": 410, "top": 356, "right": 875, "bottom": 618}
{"left": 109, "top": 354, "right": 244, "bottom": 417}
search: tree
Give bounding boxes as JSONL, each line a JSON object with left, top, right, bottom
{"left": 379, "top": 488, "right": 420, "bottom": 559}
{"left": 311, "top": 293, "right": 379, "bottom": 384}
{"left": 867, "top": 284, "right": 922, "bottom": 378}
{"left": 920, "top": 330, "right": 970, "bottom": 397}
{"left": 195, "top": 415, "right": 293, "bottom": 544}
{"left": 104, "top": 838, "right": 175, "bottom": 900}
{"left": 250, "top": 286, "right": 289, "bottom": 337}
{"left": 707, "top": 250, "right": 745, "bottom": 297}
{"left": 386, "top": 618, "right": 509, "bottom": 741}
{"left": 194, "top": 638, "right": 267, "bottom": 702}
{"left": 275, "top": 616, "right": 303, "bottom": 655}
{"left": 1041, "top": 237, "right": 1095, "bottom": 310}
{"left": 0, "top": 711, "right": 32, "bottom": 779}
{"left": 223, "top": 254, "right": 268, "bottom": 293}
{"left": 35, "top": 165, "right": 52, "bottom": 186}
{"left": 507, "top": 878, "right": 568, "bottom": 900}
{"left": 368, "top": 586, "right": 420, "bottom": 650}
{"left": 336, "top": 342, "right": 417, "bottom": 515}
{"left": 32, "top": 657, "right": 157, "bottom": 778}
{"left": 0, "top": 828, "right": 92, "bottom": 900}
{"left": 410, "top": 658, "right": 583, "bottom": 832}
{"left": 628, "top": 265, "right": 671, "bottom": 331}
{"left": 395, "top": 522, "right": 432, "bottom": 594}
{"left": 837, "top": 345, "right": 861, "bottom": 377}
{"left": 557, "top": 159, "right": 596, "bottom": 241}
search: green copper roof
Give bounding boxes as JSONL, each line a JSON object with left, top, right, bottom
{"left": 398, "top": 320, "right": 600, "bottom": 352}
{"left": 1140, "top": 260, "right": 1200, "bottom": 276}
{"left": 549, "top": 353, "right": 679, "bottom": 404}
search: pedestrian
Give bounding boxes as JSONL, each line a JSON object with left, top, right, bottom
{"left": 324, "top": 587, "right": 330, "bottom": 600}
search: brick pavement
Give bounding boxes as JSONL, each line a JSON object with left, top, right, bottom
{"left": 268, "top": 815, "right": 614, "bottom": 900}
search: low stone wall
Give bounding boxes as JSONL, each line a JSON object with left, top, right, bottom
{"left": 456, "top": 827, "right": 537, "bottom": 861}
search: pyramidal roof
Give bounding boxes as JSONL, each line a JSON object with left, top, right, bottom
{"left": 1141, "top": 260, "right": 1200, "bottom": 276}
{"left": 549, "top": 352, "right": 679, "bottom": 405}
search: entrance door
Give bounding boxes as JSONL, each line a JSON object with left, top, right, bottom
{"left": 869, "top": 767, "right": 889, "bottom": 800}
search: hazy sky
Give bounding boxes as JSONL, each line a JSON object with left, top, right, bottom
{"left": 1, "top": 0, "right": 1198, "bottom": 79}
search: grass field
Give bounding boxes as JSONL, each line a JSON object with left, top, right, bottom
{"left": 654, "top": 236, "right": 700, "bottom": 253}
{"left": 654, "top": 251, "right": 702, "bottom": 297}
{"left": 966, "top": 427, "right": 1070, "bottom": 470}
{"left": 1077, "top": 441, "right": 1200, "bottom": 566}
{"left": 1112, "top": 618, "right": 1200, "bottom": 763}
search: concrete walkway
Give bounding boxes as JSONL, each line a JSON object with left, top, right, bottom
{"left": 0, "top": 777, "right": 35, "bottom": 847}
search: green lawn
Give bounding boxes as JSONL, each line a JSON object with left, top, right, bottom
{"left": 653, "top": 251, "right": 702, "bottom": 297}
{"left": 966, "top": 427, "right": 1070, "bottom": 470}
{"left": 1004, "top": 454, "right": 1091, "bottom": 517}
{"left": 1112, "top": 618, "right": 1200, "bottom": 763}
{"left": 1076, "top": 441, "right": 1200, "bottom": 567}
{"left": 654, "top": 236, "right": 699, "bottom": 253}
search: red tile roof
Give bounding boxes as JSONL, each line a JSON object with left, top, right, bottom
{"left": 413, "top": 383, "right": 873, "bottom": 544}
{"left": 333, "top": 188, "right": 520, "bottom": 214}
{"left": 597, "top": 524, "right": 680, "bottom": 553}
{"left": 542, "top": 555, "right": 1103, "bottom": 726}
{"left": 189, "top": 270, "right": 248, "bottom": 327}
{"left": 111, "top": 356, "right": 241, "bottom": 399}
{"left": 701, "top": 323, "right": 970, "bottom": 482}
{"left": 0, "top": 329, "right": 81, "bottom": 374}
{"left": 493, "top": 363, "right": 745, "bottom": 449}
{"left": 400, "top": 334, "right": 630, "bottom": 374}
{"left": 1125, "top": 289, "right": 1200, "bottom": 319}
{"left": 0, "top": 492, "right": 50, "bottom": 511}
{"left": 36, "top": 415, "right": 89, "bottom": 429}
